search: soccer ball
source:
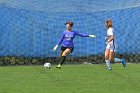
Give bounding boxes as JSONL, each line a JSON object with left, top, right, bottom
{"left": 44, "top": 63, "right": 51, "bottom": 69}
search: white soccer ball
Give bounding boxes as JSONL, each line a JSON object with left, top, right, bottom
{"left": 44, "top": 63, "right": 51, "bottom": 69}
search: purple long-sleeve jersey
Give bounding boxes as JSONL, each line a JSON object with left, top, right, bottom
{"left": 57, "top": 30, "right": 89, "bottom": 47}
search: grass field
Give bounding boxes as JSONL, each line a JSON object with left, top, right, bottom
{"left": 0, "top": 64, "right": 140, "bottom": 93}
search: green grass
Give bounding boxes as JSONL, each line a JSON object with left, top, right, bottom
{"left": 0, "top": 64, "right": 140, "bottom": 93}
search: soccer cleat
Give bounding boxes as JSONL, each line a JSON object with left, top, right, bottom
{"left": 56, "top": 64, "right": 61, "bottom": 69}
{"left": 121, "top": 59, "right": 126, "bottom": 68}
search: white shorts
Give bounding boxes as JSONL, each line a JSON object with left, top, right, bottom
{"left": 106, "top": 43, "right": 117, "bottom": 52}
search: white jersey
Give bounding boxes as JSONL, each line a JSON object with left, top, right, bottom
{"left": 106, "top": 27, "right": 117, "bottom": 52}
{"left": 107, "top": 27, "right": 114, "bottom": 44}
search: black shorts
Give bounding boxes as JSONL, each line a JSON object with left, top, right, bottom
{"left": 61, "top": 46, "right": 74, "bottom": 53}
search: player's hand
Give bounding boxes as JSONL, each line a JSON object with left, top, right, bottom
{"left": 105, "top": 37, "right": 108, "bottom": 40}
{"left": 105, "top": 37, "right": 109, "bottom": 40}
{"left": 53, "top": 45, "right": 58, "bottom": 51}
{"left": 89, "top": 35, "right": 96, "bottom": 38}
{"left": 106, "top": 42, "right": 109, "bottom": 44}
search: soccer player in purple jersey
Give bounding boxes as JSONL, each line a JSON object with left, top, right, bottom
{"left": 53, "top": 21, "right": 96, "bottom": 68}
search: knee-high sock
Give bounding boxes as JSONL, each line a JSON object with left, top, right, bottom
{"left": 114, "top": 58, "right": 122, "bottom": 63}
{"left": 60, "top": 56, "right": 66, "bottom": 65}
{"left": 105, "top": 60, "right": 112, "bottom": 68}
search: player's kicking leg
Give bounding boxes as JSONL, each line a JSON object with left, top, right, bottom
{"left": 56, "top": 48, "right": 71, "bottom": 69}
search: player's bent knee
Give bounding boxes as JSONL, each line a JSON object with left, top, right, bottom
{"left": 62, "top": 52, "right": 68, "bottom": 56}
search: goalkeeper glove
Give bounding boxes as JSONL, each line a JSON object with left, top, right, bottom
{"left": 89, "top": 35, "right": 96, "bottom": 38}
{"left": 53, "top": 45, "right": 58, "bottom": 51}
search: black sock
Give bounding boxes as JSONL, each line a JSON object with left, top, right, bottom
{"left": 60, "top": 56, "right": 66, "bottom": 65}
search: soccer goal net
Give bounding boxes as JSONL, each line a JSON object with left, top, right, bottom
{"left": 0, "top": 0, "right": 140, "bottom": 65}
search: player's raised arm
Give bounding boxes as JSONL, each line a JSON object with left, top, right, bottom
{"left": 75, "top": 31, "right": 96, "bottom": 38}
